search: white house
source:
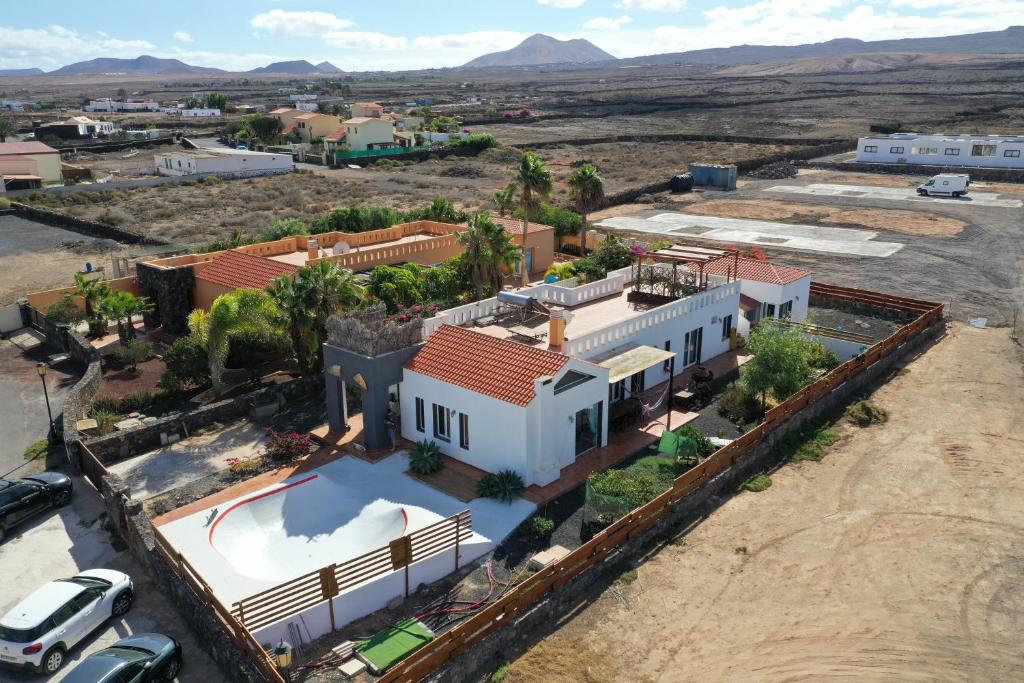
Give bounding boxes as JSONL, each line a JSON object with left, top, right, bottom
{"left": 289, "top": 94, "right": 318, "bottom": 102}
{"left": 295, "top": 102, "right": 319, "bottom": 112}
{"left": 154, "top": 148, "right": 293, "bottom": 177}
{"left": 701, "top": 256, "right": 811, "bottom": 336}
{"left": 2, "top": 99, "right": 26, "bottom": 111}
{"left": 179, "top": 108, "right": 222, "bottom": 117}
{"left": 86, "top": 98, "right": 160, "bottom": 113}
{"left": 343, "top": 117, "right": 397, "bottom": 151}
{"left": 856, "top": 132, "right": 1024, "bottom": 169}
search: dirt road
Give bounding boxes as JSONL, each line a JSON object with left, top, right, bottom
{"left": 509, "top": 324, "right": 1024, "bottom": 682}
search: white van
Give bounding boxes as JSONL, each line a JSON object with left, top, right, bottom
{"left": 917, "top": 174, "right": 970, "bottom": 197}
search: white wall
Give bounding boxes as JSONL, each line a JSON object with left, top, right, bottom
{"left": 806, "top": 333, "right": 869, "bottom": 362}
{"left": 856, "top": 135, "right": 1024, "bottom": 169}
{"left": 345, "top": 120, "right": 395, "bottom": 151}
{"left": 736, "top": 275, "right": 809, "bottom": 323}
{"left": 179, "top": 108, "right": 221, "bottom": 117}
{"left": 155, "top": 151, "right": 293, "bottom": 176}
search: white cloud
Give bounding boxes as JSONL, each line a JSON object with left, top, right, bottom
{"left": 250, "top": 10, "right": 355, "bottom": 37}
{"left": 0, "top": 25, "right": 154, "bottom": 70}
{"left": 538, "top": 0, "right": 588, "bottom": 8}
{"left": 617, "top": 0, "right": 685, "bottom": 10}
{"left": 323, "top": 32, "right": 408, "bottom": 51}
{"left": 172, "top": 31, "right": 193, "bottom": 43}
{"left": 583, "top": 15, "right": 634, "bottom": 30}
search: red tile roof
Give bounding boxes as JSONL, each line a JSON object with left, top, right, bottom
{"left": 467, "top": 215, "right": 555, "bottom": 236}
{"left": 406, "top": 325, "right": 568, "bottom": 406}
{"left": 704, "top": 256, "right": 811, "bottom": 285}
{"left": 196, "top": 250, "right": 298, "bottom": 290}
{"left": 0, "top": 141, "right": 59, "bottom": 155}
{"left": 325, "top": 127, "right": 347, "bottom": 143}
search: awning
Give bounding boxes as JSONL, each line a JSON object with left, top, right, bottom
{"left": 589, "top": 342, "right": 677, "bottom": 384}
{"left": 740, "top": 293, "right": 761, "bottom": 312}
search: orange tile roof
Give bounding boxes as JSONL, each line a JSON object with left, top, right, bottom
{"left": 196, "top": 250, "right": 298, "bottom": 290}
{"left": 405, "top": 325, "right": 568, "bottom": 406}
{"left": 467, "top": 215, "right": 555, "bottom": 236}
{"left": 325, "top": 127, "right": 347, "bottom": 142}
{"left": 704, "top": 256, "right": 811, "bottom": 285}
{"left": 281, "top": 123, "right": 297, "bottom": 135}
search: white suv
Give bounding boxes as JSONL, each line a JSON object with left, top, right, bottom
{"left": 0, "top": 569, "right": 133, "bottom": 674}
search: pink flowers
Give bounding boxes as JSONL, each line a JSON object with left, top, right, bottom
{"left": 394, "top": 303, "right": 441, "bottom": 322}
{"left": 629, "top": 246, "right": 647, "bottom": 256}
{"left": 263, "top": 428, "right": 314, "bottom": 463}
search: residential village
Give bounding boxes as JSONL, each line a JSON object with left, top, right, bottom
{"left": 0, "top": 15, "right": 1023, "bottom": 683}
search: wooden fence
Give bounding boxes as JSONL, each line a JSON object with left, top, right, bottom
{"left": 78, "top": 441, "right": 108, "bottom": 492}
{"left": 152, "top": 526, "right": 286, "bottom": 683}
{"left": 374, "top": 285, "right": 944, "bottom": 683}
{"left": 230, "top": 509, "right": 473, "bottom": 633}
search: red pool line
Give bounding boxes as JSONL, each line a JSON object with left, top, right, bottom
{"left": 208, "top": 474, "right": 319, "bottom": 545}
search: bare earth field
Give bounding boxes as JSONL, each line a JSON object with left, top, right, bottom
{"left": 510, "top": 324, "right": 1024, "bottom": 683}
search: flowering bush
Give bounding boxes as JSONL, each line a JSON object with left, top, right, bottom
{"left": 226, "top": 456, "right": 263, "bottom": 475}
{"left": 629, "top": 246, "right": 647, "bottom": 256}
{"left": 395, "top": 303, "right": 441, "bottom": 323}
{"left": 262, "top": 429, "right": 314, "bottom": 463}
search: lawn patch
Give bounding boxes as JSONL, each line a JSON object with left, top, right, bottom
{"left": 740, "top": 473, "right": 772, "bottom": 492}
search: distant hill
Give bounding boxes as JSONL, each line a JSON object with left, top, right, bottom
{"left": 462, "top": 34, "right": 613, "bottom": 68}
{"left": 315, "top": 61, "right": 343, "bottom": 73}
{"left": 716, "top": 52, "right": 1024, "bottom": 77}
{"left": 51, "top": 55, "right": 224, "bottom": 75}
{"left": 622, "top": 25, "right": 1024, "bottom": 66}
{"left": 249, "top": 60, "right": 345, "bottom": 74}
{"left": 0, "top": 68, "right": 44, "bottom": 77}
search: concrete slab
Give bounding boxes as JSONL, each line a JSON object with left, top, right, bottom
{"left": 529, "top": 544, "right": 571, "bottom": 571}
{"left": 765, "top": 183, "right": 1024, "bottom": 208}
{"left": 0, "top": 475, "right": 220, "bottom": 682}
{"left": 596, "top": 213, "right": 904, "bottom": 257}
{"left": 107, "top": 421, "right": 267, "bottom": 501}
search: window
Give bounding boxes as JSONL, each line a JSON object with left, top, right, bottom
{"left": 415, "top": 398, "right": 425, "bottom": 432}
{"left": 764, "top": 302, "right": 776, "bottom": 318}
{"left": 71, "top": 588, "right": 101, "bottom": 610}
{"left": 432, "top": 403, "right": 450, "bottom": 441}
{"left": 609, "top": 379, "right": 625, "bottom": 403}
{"left": 945, "top": 148, "right": 960, "bottom": 156}
{"left": 459, "top": 414, "right": 469, "bottom": 449}
{"left": 890, "top": 146, "right": 904, "bottom": 154}
{"left": 629, "top": 370, "right": 645, "bottom": 395}
{"left": 663, "top": 340, "right": 672, "bottom": 371}
{"left": 863, "top": 145, "right": 878, "bottom": 153}
{"left": 1004, "top": 149, "right": 1021, "bottom": 158}
{"left": 683, "top": 327, "right": 703, "bottom": 366}
{"left": 721, "top": 314, "right": 733, "bottom": 341}
{"left": 972, "top": 144, "right": 997, "bottom": 156}
{"left": 51, "top": 601, "right": 79, "bottom": 628}
{"left": 913, "top": 147, "right": 938, "bottom": 155}
{"left": 115, "top": 663, "right": 147, "bottom": 683}
{"left": 779, "top": 300, "right": 793, "bottom": 318}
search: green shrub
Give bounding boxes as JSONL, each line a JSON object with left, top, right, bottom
{"left": 490, "top": 659, "right": 510, "bottom": 683}
{"left": 845, "top": 400, "right": 888, "bottom": 427}
{"left": 0, "top": 197, "right": 11, "bottom": 209}
{"left": 740, "top": 473, "right": 772, "bottom": 492}
{"left": 675, "top": 424, "right": 716, "bottom": 458}
{"left": 91, "top": 395, "right": 123, "bottom": 414}
{"left": 159, "top": 335, "right": 210, "bottom": 392}
{"left": 260, "top": 218, "right": 308, "bottom": 242}
{"left": 46, "top": 293, "right": 83, "bottom": 324}
{"left": 588, "top": 467, "right": 663, "bottom": 510}
{"left": 120, "top": 390, "right": 154, "bottom": 413}
{"left": 617, "top": 568, "right": 638, "bottom": 585}
{"left": 717, "top": 384, "right": 762, "bottom": 425}
{"left": 476, "top": 469, "right": 525, "bottom": 503}
{"left": 93, "top": 408, "right": 117, "bottom": 434}
{"left": 409, "top": 440, "right": 443, "bottom": 475}
{"left": 114, "top": 339, "right": 153, "bottom": 370}
{"left": 808, "top": 342, "right": 841, "bottom": 371}
{"left": 520, "top": 516, "right": 555, "bottom": 543}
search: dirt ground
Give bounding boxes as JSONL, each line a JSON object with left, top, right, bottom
{"left": 509, "top": 324, "right": 1024, "bottom": 683}
{"left": 683, "top": 198, "right": 968, "bottom": 237}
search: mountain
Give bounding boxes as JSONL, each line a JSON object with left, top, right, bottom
{"left": 315, "top": 61, "right": 343, "bottom": 73}
{"left": 0, "top": 68, "right": 44, "bottom": 77}
{"left": 462, "top": 34, "right": 613, "bottom": 68}
{"left": 249, "top": 60, "right": 344, "bottom": 74}
{"left": 716, "top": 52, "right": 1024, "bottom": 77}
{"left": 50, "top": 55, "right": 223, "bottom": 75}
{"left": 622, "top": 26, "right": 1024, "bottom": 67}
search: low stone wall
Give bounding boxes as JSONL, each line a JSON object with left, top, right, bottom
{"left": 427, "top": 319, "right": 945, "bottom": 682}
{"left": 10, "top": 202, "right": 163, "bottom": 244}
{"left": 61, "top": 329, "right": 102, "bottom": 460}
{"left": 82, "top": 376, "right": 321, "bottom": 465}
{"left": 805, "top": 160, "right": 1024, "bottom": 183}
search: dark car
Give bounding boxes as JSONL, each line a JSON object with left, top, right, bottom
{"left": 62, "top": 633, "right": 182, "bottom": 682}
{"left": 0, "top": 472, "right": 72, "bottom": 542}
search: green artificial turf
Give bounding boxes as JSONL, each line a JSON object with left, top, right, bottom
{"left": 355, "top": 618, "right": 435, "bottom": 672}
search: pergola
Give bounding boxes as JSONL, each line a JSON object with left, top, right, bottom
{"left": 629, "top": 244, "right": 739, "bottom": 303}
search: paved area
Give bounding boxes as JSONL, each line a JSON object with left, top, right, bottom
{"left": 0, "top": 474, "right": 220, "bottom": 681}
{"left": 0, "top": 331, "right": 78, "bottom": 478}
{"left": 510, "top": 324, "right": 1024, "bottom": 682}
{"left": 597, "top": 213, "right": 904, "bottom": 257}
{"left": 766, "top": 182, "right": 1024, "bottom": 208}
{"left": 107, "top": 421, "right": 267, "bottom": 501}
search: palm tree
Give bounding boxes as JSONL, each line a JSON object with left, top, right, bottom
{"left": 566, "top": 164, "right": 604, "bottom": 254}
{"left": 188, "top": 289, "right": 281, "bottom": 396}
{"left": 455, "top": 212, "right": 522, "bottom": 299}
{"left": 513, "top": 152, "right": 552, "bottom": 286}
{"left": 98, "top": 291, "right": 151, "bottom": 344}
{"left": 296, "top": 260, "right": 363, "bottom": 370}
{"left": 267, "top": 274, "right": 314, "bottom": 374}
{"left": 0, "top": 116, "right": 15, "bottom": 143}
{"left": 493, "top": 183, "right": 516, "bottom": 217}
{"left": 73, "top": 273, "right": 111, "bottom": 337}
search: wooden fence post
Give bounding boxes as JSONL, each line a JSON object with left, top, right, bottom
{"left": 454, "top": 514, "right": 461, "bottom": 572}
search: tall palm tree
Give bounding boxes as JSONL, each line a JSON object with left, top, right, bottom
{"left": 567, "top": 164, "right": 605, "bottom": 255}
{"left": 455, "top": 212, "right": 521, "bottom": 299}
{"left": 493, "top": 182, "right": 516, "bottom": 217}
{"left": 98, "top": 291, "right": 151, "bottom": 344}
{"left": 296, "top": 260, "right": 363, "bottom": 370}
{"left": 513, "top": 152, "right": 552, "bottom": 286}
{"left": 188, "top": 289, "right": 281, "bottom": 396}
{"left": 73, "top": 273, "right": 111, "bottom": 337}
{"left": 267, "top": 274, "right": 314, "bottom": 374}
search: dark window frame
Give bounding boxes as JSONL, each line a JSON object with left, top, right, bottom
{"left": 459, "top": 413, "right": 469, "bottom": 450}
{"left": 890, "top": 146, "right": 904, "bottom": 154}
{"left": 432, "top": 403, "right": 451, "bottom": 442}
{"left": 414, "top": 397, "right": 425, "bottom": 433}
{"left": 721, "top": 314, "right": 733, "bottom": 341}
{"left": 862, "top": 145, "right": 878, "bottom": 153}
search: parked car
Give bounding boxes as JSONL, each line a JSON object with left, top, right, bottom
{"left": 0, "top": 472, "right": 73, "bottom": 542}
{"left": 0, "top": 569, "right": 134, "bottom": 674}
{"left": 917, "top": 173, "right": 970, "bottom": 197}
{"left": 62, "top": 633, "right": 182, "bottom": 682}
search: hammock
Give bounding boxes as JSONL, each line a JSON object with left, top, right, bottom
{"left": 640, "top": 383, "right": 672, "bottom": 422}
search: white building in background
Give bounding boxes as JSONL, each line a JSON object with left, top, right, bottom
{"left": 86, "top": 98, "right": 160, "bottom": 113}
{"left": 295, "top": 102, "right": 319, "bottom": 112}
{"left": 289, "top": 94, "right": 318, "bottom": 102}
{"left": 178, "top": 108, "right": 222, "bottom": 117}
{"left": 2, "top": 99, "right": 26, "bottom": 111}
{"left": 154, "top": 147, "right": 293, "bottom": 177}
{"left": 856, "top": 133, "right": 1024, "bottom": 169}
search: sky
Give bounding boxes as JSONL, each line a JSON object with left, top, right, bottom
{"left": 0, "top": 1, "right": 1021, "bottom": 72}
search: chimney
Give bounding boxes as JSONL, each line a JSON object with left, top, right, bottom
{"left": 548, "top": 306, "right": 573, "bottom": 349}
{"left": 307, "top": 238, "right": 320, "bottom": 261}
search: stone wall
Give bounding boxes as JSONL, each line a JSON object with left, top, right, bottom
{"left": 136, "top": 261, "right": 195, "bottom": 334}
{"left": 82, "top": 376, "right": 321, "bottom": 465}
{"left": 806, "top": 160, "right": 1024, "bottom": 183}
{"left": 426, "top": 319, "right": 946, "bottom": 683}
{"left": 10, "top": 202, "right": 164, "bottom": 244}
{"left": 61, "top": 329, "right": 102, "bottom": 465}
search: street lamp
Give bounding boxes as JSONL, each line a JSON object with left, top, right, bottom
{"left": 36, "top": 362, "right": 55, "bottom": 441}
